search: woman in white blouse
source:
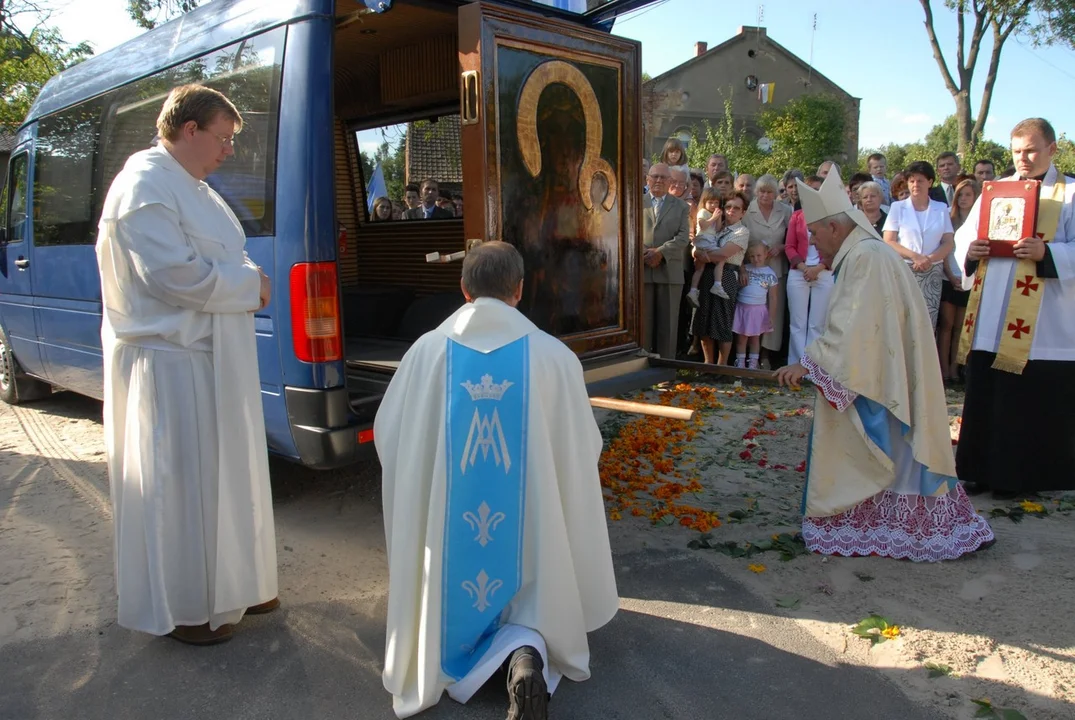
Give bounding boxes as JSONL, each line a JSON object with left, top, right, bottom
{"left": 881, "top": 160, "right": 954, "bottom": 328}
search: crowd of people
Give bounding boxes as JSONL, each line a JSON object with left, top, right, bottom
{"left": 91, "top": 80, "right": 1072, "bottom": 720}
{"left": 370, "top": 177, "right": 463, "bottom": 221}
{"left": 642, "top": 139, "right": 1008, "bottom": 387}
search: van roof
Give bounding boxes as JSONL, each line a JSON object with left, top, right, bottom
{"left": 24, "top": 0, "right": 331, "bottom": 127}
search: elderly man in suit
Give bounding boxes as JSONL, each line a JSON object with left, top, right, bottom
{"left": 403, "top": 178, "right": 455, "bottom": 220}
{"left": 643, "top": 162, "right": 690, "bottom": 358}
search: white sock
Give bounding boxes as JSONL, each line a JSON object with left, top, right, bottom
{"left": 735, "top": 354, "right": 746, "bottom": 368}
{"left": 747, "top": 353, "right": 759, "bottom": 370}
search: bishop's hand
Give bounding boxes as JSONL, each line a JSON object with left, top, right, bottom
{"left": 775, "top": 363, "right": 808, "bottom": 389}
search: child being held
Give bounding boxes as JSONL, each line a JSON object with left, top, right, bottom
{"left": 733, "top": 240, "right": 780, "bottom": 369}
{"left": 686, "top": 188, "right": 730, "bottom": 307}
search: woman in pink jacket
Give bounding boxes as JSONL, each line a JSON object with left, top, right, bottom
{"left": 784, "top": 175, "right": 835, "bottom": 366}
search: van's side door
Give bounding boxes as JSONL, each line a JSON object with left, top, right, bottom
{"left": 0, "top": 148, "right": 47, "bottom": 378}
{"left": 458, "top": 1, "right": 644, "bottom": 360}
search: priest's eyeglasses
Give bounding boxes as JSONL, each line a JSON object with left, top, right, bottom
{"left": 200, "top": 129, "right": 236, "bottom": 148}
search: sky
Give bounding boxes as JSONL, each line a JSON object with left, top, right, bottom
{"left": 33, "top": 0, "right": 1075, "bottom": 151}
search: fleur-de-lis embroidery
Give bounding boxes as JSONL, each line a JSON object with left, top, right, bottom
{"left": 461, "top": 570, "right": 503, "bottom": 613}
{"left": 462, "top": 501, "right": 506, "bottom": 547}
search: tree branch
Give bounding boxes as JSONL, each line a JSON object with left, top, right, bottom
{"left": 919, "top": 0, "right": 961, "bottom": 96}
{"left": 963, "top": 0, "right": 989, "bottom": 78}
{"left": 956, "top": 0, "right": 966, "bottom": 76}
{"left": 972, "top": 2, "right": 1028, "bottom": 142}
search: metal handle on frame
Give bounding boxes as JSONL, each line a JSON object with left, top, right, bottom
{"left": 461, "top": 71, "right": 480, "bottom": 126}
{"left": 14, "top": 258, "right": 28, "bottom": 269}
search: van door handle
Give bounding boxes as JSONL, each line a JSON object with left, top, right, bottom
{"left": 14, "top": 258, "right": 29, "bottom": 269}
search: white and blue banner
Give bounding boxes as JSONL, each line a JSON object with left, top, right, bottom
{"left": 366, "top": 163, "right": 387, "bottom": 213}
{"left": 441, "top": 337, "right": 530, "bottom": 680}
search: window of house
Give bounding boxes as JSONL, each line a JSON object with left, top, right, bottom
{"left": 357, "top": 113, "right": 463, "bottom": 223}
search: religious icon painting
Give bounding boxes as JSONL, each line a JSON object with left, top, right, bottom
{"left": 978, "top": 180, "right": 1039, "bottom": 258}
{"left": 459, "top": 2, "right": 644, "bottom": 359}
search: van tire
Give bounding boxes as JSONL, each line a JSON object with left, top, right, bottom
{"left": 0, "top": 327, "right": 51, "bottom": 405}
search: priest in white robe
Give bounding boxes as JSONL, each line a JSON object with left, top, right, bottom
{"left": 96, "top": 85, "right": 278, "bottom": 646}
{"left": 953, "top": 117, "right": 1075, "bottom": 497}
{"left": 775, "top": 168, "right": 994, "bottom": 562}
{"left": 375, "top": 241, "right": 618, "bottom": 719}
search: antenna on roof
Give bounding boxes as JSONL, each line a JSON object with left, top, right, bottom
{"left": 807, "top": 13, "right": 817, "bottom": 87}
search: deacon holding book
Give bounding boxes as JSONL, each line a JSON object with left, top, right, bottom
{"left": 374, "top": 241, "right": 618, "bottom": 719}
{"left": 775, "top": 168, "right": 994, "bottom": 562}
{"left": 953, "top": 118, "right": 1075, "bottom": 497}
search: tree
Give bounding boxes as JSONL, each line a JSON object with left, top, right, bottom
{"left": 919, "top": 0, "right": 1075, "bottom": 156}
{"left": 0, "top": 1, "right": 93, "bottom": 131}
{"left": 683, "top": 98, "right": 763, "bottom": 175}
{"left": 1054, "top": 135, "right": 1075, "bottom": 176}
{"left": 859, "top": 114, "right": 1012, "bottom": 178}
{"left": 126, "top": 0, "right": 200, "bottom": 29}
{"left": 685, "top": 94, "right": 848, "bottom": 178}
{"left": 757, "top": 93, "right": 847, "bottom": 177}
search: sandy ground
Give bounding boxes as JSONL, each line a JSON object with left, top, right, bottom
{"left": 0, "top": 381, "right": 1071, "bottom": 720}
{"left": 595, "top": 379, "right": 1075, "bottom": 720}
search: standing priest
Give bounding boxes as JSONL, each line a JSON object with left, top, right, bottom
{"left": 775, "top": 169, "right": 994, "bottom": 562}
{"left": 97, "top": 85, "right": 279, "bottom": 645}
{"left": 374, "top": 241, "right": 619, "bottom": 719}
{"left": 954, "top": 117, "right": 1075, "bottom": 498}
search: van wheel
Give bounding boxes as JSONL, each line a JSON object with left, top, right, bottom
{"left": 0, "top": 328, "right": 51, "bottom": 405}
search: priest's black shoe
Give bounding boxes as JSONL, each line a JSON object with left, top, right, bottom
{"left": 506, "top": 645, "right": 548, "bottom": 720}
{"left": 962, "top": 482, "right": 989, "bottom": 496}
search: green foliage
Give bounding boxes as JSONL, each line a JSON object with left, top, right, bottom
{"left": 684, "top": 98, "right": 764, "bottom": 175}
{"left": 1054, "top": 135, "right": 1075, "bottom": 176}
{"left": 127, "top": 0, "right": 201, "bottom": 30}
{"left": 850, "top": 614, "right": 899, "bottom": 646}
{"left": 757, "top": 93, "right": 847, "bottom": 177}
{"left": 859, "top": 115, "right": 1012, "bottom": 177}
{"left": 685, "top": 94, "right": 847, "bottom": 178}
{"left": 970, "top": 698, "right": 1027, "bottom": 720}
{"left": 0, "top": 26, "right": 92, "bottom": 132}
{"left": 925, "top": 662, "right": 954, "bottom": 678}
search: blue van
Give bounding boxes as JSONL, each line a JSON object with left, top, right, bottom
{"left": 0, "top": 0, "right": 665, "bottom": 468}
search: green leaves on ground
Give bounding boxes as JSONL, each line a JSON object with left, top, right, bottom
{"left": 971, "top": 698, "right": 1026, "bottom": 720}
{"left": 688, "top": 532, "right": 807, "bottom": 562}
{"left": 850, "top": 615, "right": 900, "bottom": 646}
{"left": 925, "top": 662, "right": 953, "bottom": 678}
{"left": 989, "top": 500, "right": 1048, "bottom": 524}
{"left": 774, "top": 595, "right": 801, "bottom": 609}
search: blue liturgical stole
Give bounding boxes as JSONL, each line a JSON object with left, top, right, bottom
{"left": 441, "top": 336, "right": 529, "bottom": 680}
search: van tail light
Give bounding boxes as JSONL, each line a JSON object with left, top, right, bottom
{"left": 289, "top": 262, "right": 342, "bottom": 363}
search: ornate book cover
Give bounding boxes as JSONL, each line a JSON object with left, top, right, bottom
{"left": 978, "top": 179, "right": 1040, "bottom": 258}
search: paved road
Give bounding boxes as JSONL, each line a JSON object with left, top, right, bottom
{"left": 0, "top": 393, "right": 942, "bottom": 720}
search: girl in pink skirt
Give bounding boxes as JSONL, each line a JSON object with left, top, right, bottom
{"left": 733, "top": 240, "right": 780, "bottom": 369}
